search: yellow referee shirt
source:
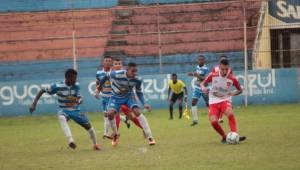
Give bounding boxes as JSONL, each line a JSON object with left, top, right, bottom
{"left": 169, "top": 80, "right": 186, "bottom": 94}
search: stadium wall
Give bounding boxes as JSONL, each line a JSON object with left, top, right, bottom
{"left": 0, "top": 68, "right": 298, "bottom": 116}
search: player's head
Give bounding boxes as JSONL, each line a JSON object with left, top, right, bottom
{"left": 198, "top": 55, "right": 205, "bottom": 66}
{"left": 113, "top": 58, "right": 123, "bottom": 70}
{"left": 171, "top": 73, "right": 177, "bottom": 83}
{"left": 65, "top": 68, "right": 77, "bottom": 86}
{"left": 219, "top": 55, "right": 228, "bottom": 62}
{"left": 219, "top": 59, "right": 229, "bottom": 77}
{"left": 103, "top": 56, "right": 112, "bottom": 69}
{"left": 126, "top": 62, "right": 138, "bottom": 78}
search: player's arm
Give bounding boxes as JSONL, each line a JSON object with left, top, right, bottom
{"left": 229, "top": 76, "right": 243, "bottom": 96}
{"left": 200, "top": 72, "right": 213, "bottom": 94}
{"left": 183, "top": 86, "right": 188, "bottom": 103}
{"left": 29, "top": 89, "right": 46, "bottom": 113}
{"left": 136, "top": 79, "right": 151, "bottom": 112}
{"left": 187, "top": 72, "right": 205, "bottom": 81}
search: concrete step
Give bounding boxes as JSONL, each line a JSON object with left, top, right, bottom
{"left": 112, "top": 20, "right": 130, "bottom": 26}
{"left": 104, "top": 50, "right": 125, "bottom": 57}
{"left": 107, "top": 40, "right": 127, "bottom": 46}
{"left": 115, "top": 9, "right": 133, "bottom": 19}
{"left": 110, "top": 30, "right": 129, "bottom": 35}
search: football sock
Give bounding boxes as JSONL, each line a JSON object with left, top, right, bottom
{"left": 109, "top": 118, "right": 118, "bottom": 135}
{"left": 87, "top": 127, "right": 97, "bottom": 145}
{"left": 191, "top": 106, "right": 198, "bottom": 122}
{"left": 137, "top": 114, "right": 153, "bottom": 139}
{"left": 104, "top": 117, "right": 110, "bottom": 135}
{"left": 58, "top": 115, "right": 74, "bottom": 143}
{"left": 211, "top": 121, "right": 226, "bottom": 139}
{"left": 228, "top": 114, "right": 237, "bottom": 132}
{"left": 115, "top": 114, "right": 121, "bottom": 129}
{"left": 169, "top": 105, "right": 173, "bottom": 118}
{"left": 179, "top": 104, "right": 183, "bottom": 118}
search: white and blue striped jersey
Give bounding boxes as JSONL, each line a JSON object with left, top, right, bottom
{"left": 96, "top": 69, "right": 112, "bottom": 97}
{"left": 195, "top": 65, "right": 209, "bottom": 87}
{"left": 45, "top": 82, "right": 81, "bottom": 111}
{"left": 99, "top": 70, "right": 145, "bottom": 105}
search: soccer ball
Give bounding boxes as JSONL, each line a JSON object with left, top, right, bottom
{"left": 226, "top": 132, "right": 240, "bottom": 144}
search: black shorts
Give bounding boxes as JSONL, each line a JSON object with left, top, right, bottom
{"left": 170, "top": 92, "right": 184, "bottom": 103}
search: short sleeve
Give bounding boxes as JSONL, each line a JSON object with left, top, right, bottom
{"left": 45, "top": 83, "right": 58, "bottom": 95}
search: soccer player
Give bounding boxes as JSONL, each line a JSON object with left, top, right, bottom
{"left": 212, "top": 55, "right": 233, "bottom": 74}
{"left": 98, "top": 62, "right": 155, "bottom": 146}
{"left": 168, "top": 73, "right": 188, "bottom": 120}
{"left": 29, "top": 69, "right": 101, "bottom": 150}
{"left": 187, "top": 55, "right": 209, "bottom": 126}
{"left": 94, "top": 56, "right": 130, "bottom": 140}
{"left": 112, "top": 59, "right": 143, "bottom": 132}
{"left": 200, "top": 59, "right": 246, "bottom": 144}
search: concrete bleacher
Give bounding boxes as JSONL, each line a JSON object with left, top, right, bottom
{"left": 0, "top": 9, "right": 113, "bottom": 62}
{"left": 106, "top": 1, "right": 260, "bottom": 57}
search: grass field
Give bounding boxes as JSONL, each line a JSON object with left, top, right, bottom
{"left": 0, "top": 104, "right": 300, "bottom": 170}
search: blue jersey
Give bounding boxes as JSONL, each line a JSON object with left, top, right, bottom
{"left": 44, "top": 82, "right": 81, "bottom": 111}
{"left": 195, "top": 65, "right": 209, "bottom": 86}
{"left": 96, "top": 69, "right": 112, "bottom": 97}
{"left": 99, "top": 70, "right": 145, "bottom": 105}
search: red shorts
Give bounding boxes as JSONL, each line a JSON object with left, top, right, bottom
{"left": 208, "top": 101, "right": 232, "bottom": 119}
{"left": 120, "top": 105, "right": 131, "bottom": 116}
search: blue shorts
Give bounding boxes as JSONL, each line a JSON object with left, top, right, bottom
{"left": 192, "top": 88, "right": 209, "bottom": 103}
{"left": 58, "top": 109, "right": 89, "bottom": 125}
{"left": 107, "top": 94, "right": 139, "bottom": 113}
{"left": 101, "top": 96, "right": 110, "bottom": 112}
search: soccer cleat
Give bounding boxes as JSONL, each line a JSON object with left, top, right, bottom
{"left": 68, "top": 142, "right": 77, "bottom": 149}
{"left": 221, "top": 138, "right": 227, "bottom": 144}
{"left": 111, "top": 134, "right": 120, "bottom": 147}
{"left": 239, "top": 136, "right": 247, "bottom": 142}
{"left": 148, "top": 138, "right": 156, "bottom": 146}
{"left": 125, "top": 118, "right": 131, "bottom": 129}
{"left": 102, "top": 134, "right": 113, "bottom": 140}
{"left": 190, "top": 121, "right": 198, "bottom": 126}
{"left": 93, "top": 144, "right": 102, "bottom": 151}
{"left": 169, "top": 117, "right": 173, "bottom": 120}
{"left": 218, "top": 118, "right": 224, "bottom": 123}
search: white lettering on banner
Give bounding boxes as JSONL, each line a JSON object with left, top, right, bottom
{"left": 0, "top": 84, "right": 55, "bottom": 106}
{"left": 236, "top": 70, "right": 276, "bottom": 96}
{"left": 142, "top": 78, "right": 168, "bottom": 100}
{"left": 277, "top": 1, "right": 300, "bottom": 19}
{"left": 88, "top": 81, "right": 96, "bottom": 94}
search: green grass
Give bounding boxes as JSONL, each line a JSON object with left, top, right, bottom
{"left": 1, "top": 104, "right": 300, "bottom": 170}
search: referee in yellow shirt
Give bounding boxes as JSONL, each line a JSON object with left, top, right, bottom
{"left": 168, "top": 73, "right": 188, "bottom": 119}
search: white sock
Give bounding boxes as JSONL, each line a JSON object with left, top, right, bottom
{"left": 120, "top": 115, "right": 127, "bottom": 122}
{"left": 87, "top": 127, "right": 97, "bottom": 145}
{"left": 191, "top": 106, "right": 198, "bottom": 122}
{"left": 58, "top": 115, "right": 74, "bottom": 143}
{"left": 109, "top": 118, "right": 118, "bottom": 135}
{"left": 104, "top": 117, "right": 110, "bottom": 135}
{"left": 137, "top": 114, "right": 153, "bottom": 139}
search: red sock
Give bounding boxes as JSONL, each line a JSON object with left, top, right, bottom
{"left": 211, "top": 121, "right": 226, "bottom": 139}
{"left": 115, "top": 114, "right": 120, "bottom": 129}
{"left": 228, "top": 114, "right": 237, "bottom": 132}
{"left": 131, "top": 117, "right": 143, "bottom": 129}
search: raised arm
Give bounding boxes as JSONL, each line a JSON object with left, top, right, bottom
{"left": 29, "top": 89, "right": 46, "bottom": 114}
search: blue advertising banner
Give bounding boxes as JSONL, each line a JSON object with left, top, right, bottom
{"left": 0, "top": 68, "right": 299, "bottom": 116}
{"left": 269, "top": 0, "right": 300, "bottom": 23}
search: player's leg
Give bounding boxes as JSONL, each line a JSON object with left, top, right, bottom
{"left": 208, "top": 103, "right": 227, "bottom": 143}
{"left": 177, "top": 93, "right": 183, "bottom": 119}
{"left": 115, "top": 114, "right": 121, "bottom": 129}
{"left": 57, "top": 111, "right": 76, "bottom": 149}
{"left": 106, "top": 96, "right": 123, "bottom": 147}
{"left": 169, "top": 93, "right": 176, "bottom": 120}
{"left": 127, "top": 97, "right": 155, "bottom": 145}
{"left": 102, "top": 97, "right": 112, "bottom": 139}
{"left": 191, "top": 88, "right": 200, "bottom": 126}
{"left": 222, "top": 102, "right": 246, "bottom": 142}
{"left": 68, "top": 110, "right": 102, "bottom": 150}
